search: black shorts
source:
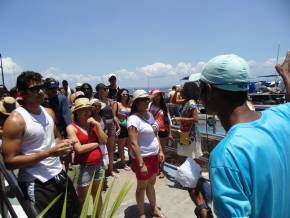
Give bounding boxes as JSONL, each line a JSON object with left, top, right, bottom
{"left": 19, "top": 170, "right": 81, "bottom": 218}
{"left": 158, "top": 131, "right": 169, "bottom": 138}
{"left": 119, "top": 126, "right": 128, "bottom": 139}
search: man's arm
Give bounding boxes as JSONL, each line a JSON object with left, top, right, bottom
{"left": 276, "top": 51, "right": 290, "bottom": 101}
{"left": 60, "top": 95, "right": 71, "bottom": 126}
{"left": 210, "top": 166, "right": 251, "bottom": 217}
{"left": 2, "top": 111, "right": 74, "bottom": 170}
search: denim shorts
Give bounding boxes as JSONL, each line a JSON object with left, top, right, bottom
{"left": 77, "top": 162, "right": 105, "bottom": 187}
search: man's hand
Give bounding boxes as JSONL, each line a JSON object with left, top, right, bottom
{"left": 50, "top": 139, "right": 75, "bottom": 157}
{"left": 276, "top": 51, "right": 290, "bottom": 101}
{"left": 275, "top": 51, "right": 290, "bottom": 79}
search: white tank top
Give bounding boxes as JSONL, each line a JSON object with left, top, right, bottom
{"left": 16, "top": 106, "right": 62, "bottom": 182}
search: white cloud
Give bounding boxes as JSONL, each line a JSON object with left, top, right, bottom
{"left": 137, "top": 62, "right": 173, "bottom": 77}
{"left": 2, "top": 57, "right": 22, "bottom": 75}
{"left": 2, "top": 56, "right": 287, "bottom": 89}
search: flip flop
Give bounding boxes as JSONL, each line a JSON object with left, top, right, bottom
{"left": 123, "top": 165, "right": 131, "bottom": 171}
{"left": 151, "top": 207, "right": 167, "bottom": 218}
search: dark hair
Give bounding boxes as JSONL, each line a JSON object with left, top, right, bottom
{"left": 62, "top": 80, "right": 68, "bottom": 86}
{"left": 80, "top": 83, "right": 93, "bottom": 99}
{"left": 183, "top": 82, "right": 200, "bottom": 101}
{"left": 9, "top": 86, "right": 18, "bottom": 98}
{"left": 116, "top": 88, "right": 130, "bottom": 104}
{"left": 17, "top": 71, "right": 42, "bottom": 93}
{"left": 172, "top": 86, "right": 176, "bottom": 90}
{"left": 213, "top": 86, "right": 248, "bottom": 106}
{"left": 151, "top": 93, "right": 170, "bottom": 124}
{"left": 130, "top": 100, "right": 139, "bottom": 115}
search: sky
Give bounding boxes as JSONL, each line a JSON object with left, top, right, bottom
{"left": 0, "top": 0, "right": 290, "bottom": 90}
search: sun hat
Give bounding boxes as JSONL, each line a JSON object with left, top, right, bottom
{"left": 0, "top": 97, "right": 19, "bottom": 115}
{"left": 90, "top": 98, "right": 106, "bottom": 110}
{"left": 131, "top": 89, "right": 150, "bottom": 104}
{"left": 71, "top": 97, "right": 92, "bottom": 113}
{"left": 95, "top": 83, "right": 108, "bottom": 91}
{"left": 75, "top": 82, "right": 82, "bottom": 89}
{"left": 150, "top": 88, "right": 163, "bottom": 96}
{"left": 189, "top": 54, "right": 251, "bottom": 91}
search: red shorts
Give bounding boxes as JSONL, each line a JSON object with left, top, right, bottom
{"left": 131, "top": 155, "right": 160, "bottom": 180}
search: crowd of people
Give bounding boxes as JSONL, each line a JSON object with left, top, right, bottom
{"left": 0, "top": 52, "right": 289, "bottom": 218}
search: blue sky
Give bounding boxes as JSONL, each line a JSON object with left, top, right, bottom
{"left": 1, "top": 0, "right": 290, "bottom": 89}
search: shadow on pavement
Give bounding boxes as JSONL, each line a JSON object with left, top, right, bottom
{"left": 124, "top": 203, "right": 155, "bottom": 218}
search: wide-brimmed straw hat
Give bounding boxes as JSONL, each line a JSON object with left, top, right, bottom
{"left": 71, "top": 97, "right": 92, "bottom": 113}
{"left": 0, "top": 97, "right": 19, "bottom": 115}
{"left": 131, "top": 89, "right": 150, "bottom": 104}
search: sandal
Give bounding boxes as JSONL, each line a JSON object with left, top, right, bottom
{"left": 159, "top": 171, "right": 165, "bottom": 179}
{"left": 151, "top": 207, "right": 167, "bottom": 218}
{"left": 123, "top": 165, "right": 131, "bottom": 171}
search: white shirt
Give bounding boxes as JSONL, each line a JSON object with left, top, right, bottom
{"left": 127, "top": 112, "right": 160, "bottom": 158}
{"left": 16, "top": 106, "right": 62, "bottom": 182}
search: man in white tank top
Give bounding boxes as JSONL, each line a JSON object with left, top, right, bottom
{"left": 2, "top": 71, "right": 80, "bottom": 218}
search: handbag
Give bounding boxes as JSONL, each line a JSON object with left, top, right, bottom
{"left": 179, "top": 131, "right": 192, "bottom": 145}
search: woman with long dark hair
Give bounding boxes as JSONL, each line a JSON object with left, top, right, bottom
{"left": 149, "top": 88, "right": 173, "bottom": 178}
{"left": 112, "top": 88, "right": 131, "bottom": 170}
{"left": 172, "top": 82, "right": 203, "bottom": 159}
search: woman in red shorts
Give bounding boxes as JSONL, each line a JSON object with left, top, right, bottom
{"left": 127, "top": 90, "right": 166, "bottom": 218}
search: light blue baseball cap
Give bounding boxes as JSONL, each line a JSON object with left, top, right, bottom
{"left": 189, "top": 54, "right": 251, "bottom": 91}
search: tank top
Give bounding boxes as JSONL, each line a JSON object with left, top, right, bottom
{"left": 71, "top": 122, "right": 102, "bottom": 165}
{"left": 16, "top": 106, "right": 62, "bottom": 183}
{"left": 149, "top": 104, "right": 167, "bottom": 132}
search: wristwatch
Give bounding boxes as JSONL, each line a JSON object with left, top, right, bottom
{"left": 139, "top": 162, "right": 144, "bottom": 168}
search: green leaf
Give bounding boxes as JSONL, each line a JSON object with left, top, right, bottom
{"left": 91, "top": 173, "right": 105, "bottom": 218}
{"left": 107, "top": 181, "right": 132, "bottom": 218}
{"left": 61, "top": 180, "right": 68, "bottom": 218}
{"left": 80, "top": 171, "right": 96, "bottom": 218}
{"left": 36, "top": 193, "right": 63, "bottom": 218}
{"left": 100, "top": 177, "right": 116, "bottom": 218}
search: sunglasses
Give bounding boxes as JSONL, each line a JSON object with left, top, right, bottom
{"left": 121, "top": 93, "right": 129, "bottom": 96}
{"left": 28, "top": 84, "right": 44, "bottom": 93}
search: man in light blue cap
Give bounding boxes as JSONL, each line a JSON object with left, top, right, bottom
{"left": 189, "top": 54, "right": 290, "bottom": 218}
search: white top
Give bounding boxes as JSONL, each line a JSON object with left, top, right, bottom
{"left": 16, "top": 106, "right": 62, "bottom": 182}
{"left": 127, "top": 112, "right": 160, "bottom": 158}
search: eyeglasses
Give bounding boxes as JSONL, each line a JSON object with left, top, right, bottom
{"left": 28, "top": 84, "right": 44, "bottom": 93}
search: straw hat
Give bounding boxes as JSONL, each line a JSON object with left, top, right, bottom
{"left": 0, "top": 97, "right": 19, "bottom": 115}
{"left": 131, "top": 89, "right": 150, "bottom": 104}
{"left": 71, "top": 97, "right": 92, "bottom": 113}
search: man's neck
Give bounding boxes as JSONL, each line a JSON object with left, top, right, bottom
{"left": 217, "top": 103, "right": 261, "bottom": 132}
{"left": 23, "top": 102, "right": 42, "bottom": 115}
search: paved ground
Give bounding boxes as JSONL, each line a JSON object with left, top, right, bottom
{"left": 105, "top": 166, "right": 199, "bottom": 218}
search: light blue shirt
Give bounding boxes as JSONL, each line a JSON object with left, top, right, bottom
{"left": 210, "top": 103, "right": 290, "bottom": 218}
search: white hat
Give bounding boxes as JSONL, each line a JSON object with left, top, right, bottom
{"left": 90, "top": 98, "right": 106, "bottom": 110}
{"left": 131, "top": 89, "right": 150, "bottom": 104}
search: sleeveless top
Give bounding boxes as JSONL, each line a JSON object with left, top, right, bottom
{"left": 71, "top": 122, "right": 102, "bottom": 165}
{"left": 116, "top": 102, "right": 130, "bottom": 127}
{"left": 16, "top": 106, "right": 62, "bottom": 183}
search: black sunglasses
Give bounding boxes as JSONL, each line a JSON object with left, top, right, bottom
{"left": 28, "top": 84, "right": 44, "bottom": 93}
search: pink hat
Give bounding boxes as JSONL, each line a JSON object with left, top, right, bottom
{"left": 150, "top": 88, "right": 163, "bottom": 96}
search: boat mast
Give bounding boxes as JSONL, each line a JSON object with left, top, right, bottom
{"left": 0, "top": 53, "right": 5, "bottom": 86}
